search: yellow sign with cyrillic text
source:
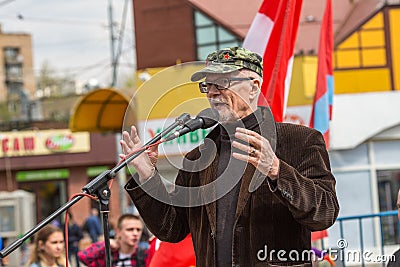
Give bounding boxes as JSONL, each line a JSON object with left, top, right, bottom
{"left": 0, "top": 129, "right": 90, "bottom": 157}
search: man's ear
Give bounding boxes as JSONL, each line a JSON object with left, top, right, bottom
{"left": 115, "top": 228, "right": 121, "bottom": 239}
{"left": 249, "top": 80, "right": 261, "bottom": 101}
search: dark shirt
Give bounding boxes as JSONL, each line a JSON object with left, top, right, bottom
{"left": 216, "top": 108, "right": 262, "bottom": 266}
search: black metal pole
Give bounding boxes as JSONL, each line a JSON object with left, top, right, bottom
{"left": 98, "top": 186, "right": 112, "bottom": 267}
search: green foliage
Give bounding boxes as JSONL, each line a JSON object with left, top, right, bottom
{"left": 0, "top": 101, "right": 12, "bottom": 122}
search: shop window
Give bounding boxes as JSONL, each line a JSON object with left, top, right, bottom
{"left": 19, "top": 180, "right": 66, "bottom": 224}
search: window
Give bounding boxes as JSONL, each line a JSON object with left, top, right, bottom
{"left": 377, "top": 170, "right": 400, "bottom": 245}
{"left": 194, "top": 10, "right": 242, "bottom": 60}
{"left": 4, "top": 47, "right": 23, "bottom": 82}
{"left": 334, "top": 12, "right": 387, "bottom": 69}
{"left": 5, "top": 65, "right": 22, "bottom": 77}
{"left": 3, "top": 47, "right": 20, "bottom": 62}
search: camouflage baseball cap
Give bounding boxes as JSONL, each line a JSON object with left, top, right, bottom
{"left": 191, "top": 47, "right": 263, "bottom": 82}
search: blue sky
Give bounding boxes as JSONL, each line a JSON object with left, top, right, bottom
{"left": 0, "top": 0, "right": 135, "bottom": 86}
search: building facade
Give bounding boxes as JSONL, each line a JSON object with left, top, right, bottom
{"left": 0, "top": 25, "right": 35, "bottom": 121}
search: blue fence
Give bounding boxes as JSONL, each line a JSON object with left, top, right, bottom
{"left": 323, "top": 210, "right": 398, "bottom": 267}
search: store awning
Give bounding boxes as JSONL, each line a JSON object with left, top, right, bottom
{"left": 69, "top": 88, "right": 134, "bottom": 132}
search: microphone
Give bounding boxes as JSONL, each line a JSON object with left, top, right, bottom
{"left": 163, "top": 108, "right": 219, "bottom": 141}
{"left": 142, "top": 112, "right": 191, "bottom": 147}
{"left": 111, "top": 112, "right": 191, "bottom": 175}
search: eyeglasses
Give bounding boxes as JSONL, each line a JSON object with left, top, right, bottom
{"left": 198, "top": 77, "right": 255, "bottom": 93}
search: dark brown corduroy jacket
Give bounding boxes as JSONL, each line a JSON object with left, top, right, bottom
{"left": 125, "top": 109, "right": 339, "bottom": 267}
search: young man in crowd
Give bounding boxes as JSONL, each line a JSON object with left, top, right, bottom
{"left": 78, "top": 214, "right": 151, "bottom": 267}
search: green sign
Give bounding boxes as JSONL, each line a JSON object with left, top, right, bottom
{"left": 16, "top": 169, "right": 69, "bottom": 182}
{"left": 86, "top": 166, "right": 109, "bottom": 177}
{"left": 86, "top": 166, "right": 135, "bottom": 177}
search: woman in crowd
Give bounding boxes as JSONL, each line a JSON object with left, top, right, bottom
{"left": 27, "top": 224, "right": 67, "bottom": 267}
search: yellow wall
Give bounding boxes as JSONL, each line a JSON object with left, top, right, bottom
{"left": 334, "top": 68, "right": 391, "bottom": 93}
{"left": 134, "top": 64, "right": 209, "bottom": 120}
{"left": 362, "top": 12, "right": 383, "bottom": 29}
{"left": 390, "top": 8, "right": 400, "bottom": 90}
{"left": 287, "top": 55, "right": 317, "bottom": 106}
{"left": 286, "top": 54, "right": 390, "bottom": 104}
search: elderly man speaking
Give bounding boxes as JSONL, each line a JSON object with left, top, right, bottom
{"left": 121, "top": 47, "right": 339, "bottom": 267}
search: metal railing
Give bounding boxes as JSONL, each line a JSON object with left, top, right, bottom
{"left": 325, "top": 210, "right": 398, "bottom": 267}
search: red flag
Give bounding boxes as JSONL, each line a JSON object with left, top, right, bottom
{"left": 243, "top": 0, "right": 303, "bottom": 122}
{"left": 311, "top": 229, "right": 328, "bottom": 242}
{"left": 309, "top": 0, "right": 334, "bottom": 148}
{"left": 310, "top": 0, "right": 334, "bottom": 241}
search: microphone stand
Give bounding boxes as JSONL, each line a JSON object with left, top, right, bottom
{"left": 0, "top": 113, "right": 190, "bottom": 267}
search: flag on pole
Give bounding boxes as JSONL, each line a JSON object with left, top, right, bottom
{"left": 311, "top": 229, "right": 328, "bottom": 242}
{"left": 310, "top": 0, "right": 334, "bottom": 242}
{"left": 309, "top": 0, "right": 334, "bottom": 148}
{"left": 243, "top": 0, "right": 303, "bottom": 122}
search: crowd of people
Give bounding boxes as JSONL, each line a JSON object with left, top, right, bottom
{"left": 24, "top": 211, "right": 154, "bottom": 267}
{"left": 19, "top": 206, "right": 205, "bottom": 267}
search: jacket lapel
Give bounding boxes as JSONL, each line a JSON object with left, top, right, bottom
{"left": 201, "top": 158, "right": 218, "bottom": 235}
{"left": 235, "top": 163, "right": 255, "bottom": 221}
{"left": 199, "top": 128, "right": 220, "bottom": 235}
